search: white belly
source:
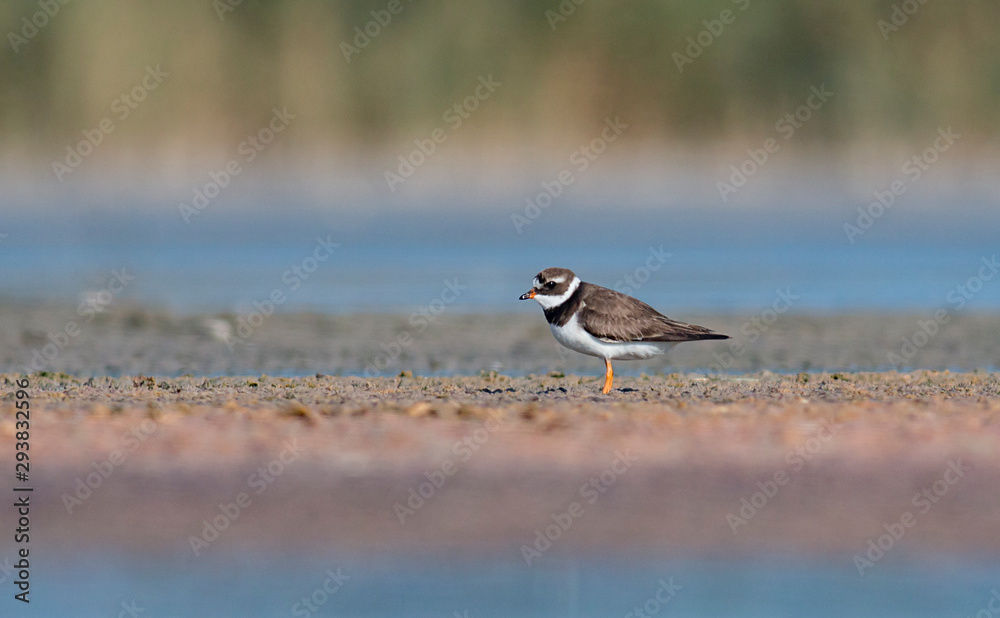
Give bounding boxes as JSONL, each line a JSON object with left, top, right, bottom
{"left": 550, "top": 314, "right": 676, "bottom": 361}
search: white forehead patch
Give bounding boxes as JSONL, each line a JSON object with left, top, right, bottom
{"left": 533, "top": 276, "right": 541, "bottom": 288}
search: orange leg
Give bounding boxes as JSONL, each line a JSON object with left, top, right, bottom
{"left": 602, "top": 358, "right": 614, "bottom": 394}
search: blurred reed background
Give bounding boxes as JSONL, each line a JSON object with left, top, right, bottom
{"left": 2, "top": 0, "right": 998, "bottom": 172}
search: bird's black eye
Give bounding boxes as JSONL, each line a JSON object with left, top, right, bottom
{"left": 546, "top": 281, "right": 556, "bottom": 288}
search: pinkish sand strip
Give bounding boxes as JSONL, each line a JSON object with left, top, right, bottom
{"left": 4, "top": 371, "right": 1000, "bottom": 559}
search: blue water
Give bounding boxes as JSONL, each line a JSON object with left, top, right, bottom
{"left": 2, "top": 206, "right": 998, "bottom": 314}
{"left": 22, "top": 552, "right": 1000, "bottom": 617}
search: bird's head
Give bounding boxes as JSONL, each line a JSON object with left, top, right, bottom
{"left": 519, "top": 267, "right": 579, "bottom": 308}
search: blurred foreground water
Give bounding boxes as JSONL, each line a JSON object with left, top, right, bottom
{"left": 39, "top": 551, "right": 1000, "bottom": 617}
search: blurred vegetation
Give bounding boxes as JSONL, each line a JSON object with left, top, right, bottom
{"left": 1, "top": 0, "right": 999, "bottom": 160}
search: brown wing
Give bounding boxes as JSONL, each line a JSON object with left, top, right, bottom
{"left": 576, "top": 283, "right": 729, "bottom": 343}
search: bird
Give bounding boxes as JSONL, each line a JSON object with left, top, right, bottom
{"left": 519, "top": 267, "right": 729, "bottom": 394}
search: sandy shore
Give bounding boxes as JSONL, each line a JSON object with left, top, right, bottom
{"left": 7, "top": 370, "right": 1000, "bottom": 560}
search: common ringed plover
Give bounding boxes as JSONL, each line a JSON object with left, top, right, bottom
{"left": 520, "top": 267, "right": 729, "bottom": 394}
